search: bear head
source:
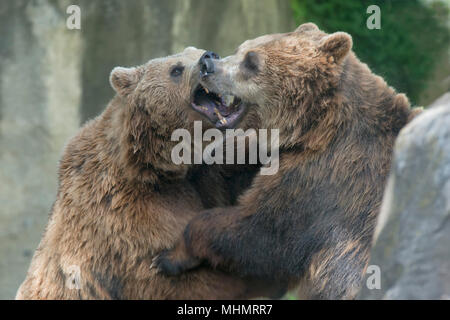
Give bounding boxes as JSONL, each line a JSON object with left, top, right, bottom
{"left": 193, "top": 23, "right": 354, "bottom": 148}
{"left": 109, "top": 47, "right": 211, "bottom": 183}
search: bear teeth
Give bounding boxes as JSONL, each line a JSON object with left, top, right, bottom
{"left": 223, "top": 95, "right": 235, "bottom": 107}
{"left": 214, "top": 107, "right": 223, "bottom": 119}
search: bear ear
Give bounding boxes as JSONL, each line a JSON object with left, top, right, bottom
{"left": 318, "top": 32, "right": 352, "bottom": 63}
{"left": 110, "top": 67, "right": 140, "bottom": 97}
{"left": 295, "top": 22, "right": 319, "bottom": 33}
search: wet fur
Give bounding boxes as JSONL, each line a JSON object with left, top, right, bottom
{"left": 16, "top": 49, "right": 270, "bottom": 300}
{"left": 156, "top": 25, "right": 421, "bottom": 299}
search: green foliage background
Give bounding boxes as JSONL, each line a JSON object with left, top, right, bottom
{"left": 291, "top": 0, "right": 450, "bottom": 105}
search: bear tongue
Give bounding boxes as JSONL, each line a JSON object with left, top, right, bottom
{"left": 216, "top": 102, "right": 232, "bottom": 116}
{"left": 191, "top": 102, "right": 218, "bottom": 123}
{"left": 218, "top": 95, "right": 239, "bottom": 116}
{"left": 215, "top": 102, "right": 246, "bottom": 129}
{"left": 196, "top": 95, "right": 219, "bottom": 115}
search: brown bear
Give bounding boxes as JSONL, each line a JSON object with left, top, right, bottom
{"left": 155, "top": 24, "right": 422, "bottom": 299}
{"left": 16, "top": 47, "right": 272, "bottom": 300}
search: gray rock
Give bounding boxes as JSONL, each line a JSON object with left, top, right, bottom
{"left": 359, "top": 94, "right": 450, "bottom": 299}
{"left": 0, "top": 0, "right": 294, "bottom": 299}
{"left": 428, "top": 92, "right": 450, "bottom": 109}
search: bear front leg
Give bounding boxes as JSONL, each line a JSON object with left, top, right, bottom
{"left": 154, "top": 207, "right": 239, "bottom": 276}
{"left": 156, "top": 206, "right": 262, "bottom": 277}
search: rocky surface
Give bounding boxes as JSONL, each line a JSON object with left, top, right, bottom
{"left": 0, "top": 0, "right": 294, "bottom": 299}
{"left": 359, "top": 94, "right": 450, "bottom": 299}
{"left": 3, "top": 0, "right": 448, "bottom": 300}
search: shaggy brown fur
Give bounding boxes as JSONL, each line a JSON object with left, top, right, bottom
{"left": 16, "top": 47, "right": 271, "bottom": 300}
{"left": 155, "top": 24, "right": 421, "bottom": 299}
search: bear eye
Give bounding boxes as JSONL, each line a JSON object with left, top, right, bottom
{"left": 170, "top": 65, "right": 184, "bottom": 78}
{"left": 243, "top": 51, "right": 259, "bottom": 72}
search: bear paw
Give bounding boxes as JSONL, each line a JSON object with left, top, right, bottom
{"left": 151, "top": 249, "right": 201, "bottom": 276}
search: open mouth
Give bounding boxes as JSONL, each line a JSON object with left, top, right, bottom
{"left": 191, "top": 84, "right": 246, "bottom": 129}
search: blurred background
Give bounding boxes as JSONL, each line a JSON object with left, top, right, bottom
{"left": 0, "top": 0, "right": 448, "bottom": 299}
